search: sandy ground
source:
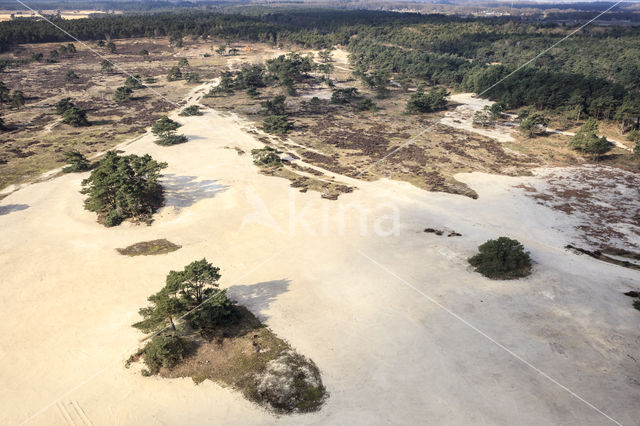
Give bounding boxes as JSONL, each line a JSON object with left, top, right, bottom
{"left": 1, "top": 84, "right": 639, "bottom": 425}
{"left": 440, "top": 93, "right": 517, "bottom": 142}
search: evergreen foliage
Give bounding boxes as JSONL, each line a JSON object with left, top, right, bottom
{"left": 469, "top": 237, "right": 532, "bottom": 280}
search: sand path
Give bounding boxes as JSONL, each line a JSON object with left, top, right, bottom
{"left": 1, "top": 86, "right": 639, "bottom": 425}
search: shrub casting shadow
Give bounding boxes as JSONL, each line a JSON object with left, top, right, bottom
{"left": 0, "top": 204, "right": 29, "bottom": 215}
{"left": 161, "top": 174, "right": 228, "bottom": 208}
{"left": 227, "top": 279, "right": 291, "bottom": 321}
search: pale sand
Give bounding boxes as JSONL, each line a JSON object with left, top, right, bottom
{"left": 440, "top": 93, "right": 517, "bottom": 142}
{"left": 1, "top": 86, "right": 639, "bottom": 425}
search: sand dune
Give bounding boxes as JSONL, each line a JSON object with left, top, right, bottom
{"left": 1, "top": 91, "right": 639, "bottom": 425}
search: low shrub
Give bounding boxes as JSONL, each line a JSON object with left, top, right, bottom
{"left": 468, "top": 237, "right": 532, "bottom": 279}
{"left": 143, "top": 334, "right": 186, "bottom": 374}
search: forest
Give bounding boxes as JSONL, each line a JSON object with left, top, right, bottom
{"left": 1, "top": 8, "right": 639, "bottom": 127}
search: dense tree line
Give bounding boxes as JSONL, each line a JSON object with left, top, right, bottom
{"left": 1, "top": 9, "right": 639, "bottom": 127}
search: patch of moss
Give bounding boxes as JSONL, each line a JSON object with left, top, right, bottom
{"left": 116, "top": 239, "right": 181, "bottom": 256}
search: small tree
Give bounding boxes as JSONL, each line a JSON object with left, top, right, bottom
{"left": 167, "top": 66, "right": 182, "bottom": 82}
{"left": 152, "top": 116, "right": 187, "bottom": 145}
{"left": 124, "top": 75, "right": 143, "bottom": 89}
{"left": 177, "top": 58, "right": 189, "bottom": 68}
{"left": 251, "top": 146, "right": 282, "bottom": 167}
{"left": 263, "top": 115, "right": 293, "bottom": 134}
{"left": 519, "top": 112, "right": 549, "bottom": 138}
{"left": 65, "top": 69, "right": 79, "bottom": 82}
{"left": 356, "top": 98, "right": 377, "bottom": 112}
{"left": 261, "top": 95, "right": 286, "bottom": 115}
{"left": 10, "top": 90, "right": 24, "bottom": 109}
{"left": 114, "top": 86, "right": 133, "bottom": 103}
{"left": 62, "top": 151, "right": 91, "bottom": 173}
{"left": 168, "top": 258, "right": 221, "bottom": 305}
{"left": 55, "top": 97, "right": 74, "bottom": 115}
{"left": 406, "top": 88, "right": 449, "bottom": 113}
{"left": 141, "top": 333, "right": 185, "bottom": 374}
{"left": 101, "top": 60, "right": 113, "bottom": 74}
{"left": 468, "top": 237, "right": 532, "bottom": 279}
{"left": 106, "top": 41, "right": 116, "bottom": 53}
{"left": 81, "top": 151, "right": 167, "bottom": 226}
{"left": 570, "top": 118, "right": 612, "bottom": 159}
{"left": 330, "top": 88, "right": 358, "bottom": 105}
{"left": 138, "top": 49, "right": 149, "bottom": 56}
{"left": 179, "top": 105, "right": 202, "bottom": 116}
{"left": 62, "top": 106, "right": 89, "bottom": 127}
{"left": 185, "top": 72, "right": 200, "bottom": 84}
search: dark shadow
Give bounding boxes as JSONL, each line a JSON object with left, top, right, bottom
{"left": 161, "top": 174, "right": 229, "bottom": 208}
{"left": 0, "top": 204, "right": 29, "bottom": 215}
{"left": 227, "top": 279, "right": 291, "bottom": 321}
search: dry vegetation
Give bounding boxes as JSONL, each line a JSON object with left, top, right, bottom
{"left": 116, "top": 239, "right": 181, "bottom": 256}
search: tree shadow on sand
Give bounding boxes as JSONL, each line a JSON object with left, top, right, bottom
{"left": 227, "top": 279, "right": 291, "bottom": 321}
{"left": 0, "top": 204, "right": 29, "bottom": 216}
{"left": 161, "top": 174, "right": 229, "bottom": 209}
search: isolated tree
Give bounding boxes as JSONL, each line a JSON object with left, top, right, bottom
{"left": 81, "top": 151, "right": 167, "bottom": 226}
{"left": 356, "top": 98, "right": 377, "bottom": 112}
{"left": 216, "top": 44, "right": 226, "bottom": 55}
{"left": 0, "top": 114, "right": 7, "bottom": 131}
{"left": 114, "top": 86, "right": 133, "bottom": 103}
{"left": 519, "top": 112, "right": 549, "bottom": 138}
{"left": 468, "top": 237, "right": 532, "bottom": 279}
{"left": 65, "top": 69, "right": 79, "bottom": 82}
{"left": 570, "top": 118, "right": 612, "bottom": 159}
{"left": 138, "top": 49, "right": 149, "bottom": 56}
{"left": 261, "top": 95, "right": 287, "bottom": 115}
{"left": 251, "top": 146, "right": 282, "bottom": 167}
{"left": 185, "top": 72, "right": 200, "bottom": 84}
{"left": 246, "top": 86, "right": 259, "bottom": 98}
{"left": 10, "top": 90, "right": 24, "bottom": 108}
{"left": 49, "top": 49, "right": 58, "bottom": 60}
{"left": 62, "top": 151, "right": 91, "bottom": 173}
{"left": 168, "top": 258, "right": 221, "bottom": 305}
{"left": 55, "top": 97, "right": 74, "bottom": 114}
{"left": 406, "top": 88, "right": 449, "bottom": 113}
{"left": 62, "top": 106, "right": 89, "bottom": 127}
{"left": 101, "top": 60, "right": 113, "bottom": 74}
{"left": 106, "top": 41, "right": 116, "bottom": 53}
{"left": 263, "top": 115, "right": 293, "bottom": 134}
{"left": 30, "top": 52, "right": 43, "bottom": 62}
{"left": 151, "top": 116, "right": 187, "bottom": 145}
{"left": 179, "top": 105, "right": 202, "bottom": 116}
{"left": 0, "top": 81, "right": 10, "bottom": 106}
{"left": 177, "top": 57, "right": 189, "bottom": 68}
{"left": 124, "top": 75, "right": 143, "bottom": 89}
{"left": 166, "top": 66, "right": 182, "bottom": 82}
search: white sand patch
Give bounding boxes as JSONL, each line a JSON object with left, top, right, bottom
{"left": 1, "top": 88, "right": 639, "bottom": 425}
{"left": 440, "top": 93, "right": 516, "bottom": 142}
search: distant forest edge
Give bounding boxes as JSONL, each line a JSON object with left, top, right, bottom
{"left": 1, "top": 9, "right": 639, "bottom": 125}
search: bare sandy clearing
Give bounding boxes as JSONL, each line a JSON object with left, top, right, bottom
{"left": 441, "top": 93, "right": 517, "bottom": 142}
{"left": 0, "top": 93, "right": 639, "bottom": 425}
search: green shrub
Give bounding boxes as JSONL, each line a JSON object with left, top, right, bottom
{"left": 62, "top": 106, "right": 89, "bottom": 127}
{"left": 143, "top": 334, "right": 185, "bottom": 374}
{"left": 124, "top": 75, "right": 143, "bottom": 89}
{"left": 62, "top": 151, "right": 91, "bottom": 173}
{"left": 355, "top": 98, "right": 377, "bottom": 112}
{"left": 55, "top": 97, "right": 74, "bottom": 115}
{"left": 251, "top": 146, "right": 282, "bottom": 167}
{"left": 188, "top": 290, "right": 237, "bottom": 331}
{"left": 468, "top": 237, "right": 532, "bottom": 279}
{"left": 167, "top": 66, "right": 182, "bottom": 81}
{"left": 179, "top": 105, "right": 203, "bottom": 116}
{"left": 156, "top": 134, "right": 188, "bottom": 146}
{"left": 113, "top": 86, "right": 133, "bottom": 103}
{"left": 81, "top": 151, "right": 166, "bottom": 226}
{"left": 263, "top": 115, "right": 293, "bottom": 134}
{"left": 569, "top": 118, "right": 611, "bottom": 158}
{"left": 406, "top": 88, "right": 449, "bottom": 113}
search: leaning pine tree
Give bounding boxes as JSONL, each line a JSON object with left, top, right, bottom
{"left": 81, "top": 151, "right": 167, "bottom": 226}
